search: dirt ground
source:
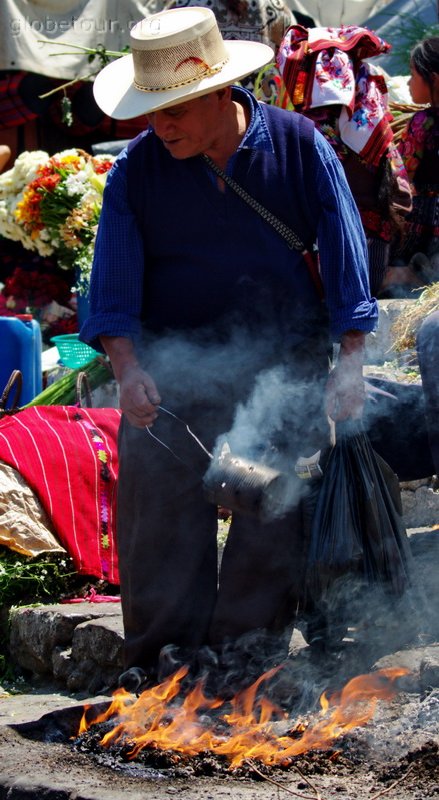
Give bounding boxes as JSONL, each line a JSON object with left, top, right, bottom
{"left": 1, "top": 680, "right": 438, "bottom": 800}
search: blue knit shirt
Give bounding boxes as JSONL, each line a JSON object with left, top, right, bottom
{"left": 80, "top": 87, "right": 377, "bottom": 352}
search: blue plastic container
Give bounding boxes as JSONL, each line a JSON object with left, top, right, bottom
{"left": 0, "top": 315, "right": 43, "bottom": 406}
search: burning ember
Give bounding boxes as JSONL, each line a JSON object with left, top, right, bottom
{"left": 76, "top": 666, "right": 409, "bottom": 770}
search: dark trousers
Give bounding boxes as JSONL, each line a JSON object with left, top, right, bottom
{"left": 116, "top": 328, "right": 330, "bottom": 675}
{"left": 117, "top": 404, "right": 322, "bottom": 675}
{"left": 117, "top": 412, "right": 219, "bottom": 673}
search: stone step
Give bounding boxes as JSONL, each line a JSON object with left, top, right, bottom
{"left": 9, "top": 602, "right": 124, "bottom": 696}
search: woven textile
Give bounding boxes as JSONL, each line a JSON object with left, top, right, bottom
{"left": 0, "top": 406, "right": 121, "bottom": 583}
{"left": 277, "top": 25, "right": 393, "bottom": 167}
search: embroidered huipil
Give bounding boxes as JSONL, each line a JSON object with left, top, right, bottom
{"left": 80, "top": 87, "right": 377, "bottom": 351}
{"left": 397, "top": 107, "right": 439, "bottom": 261}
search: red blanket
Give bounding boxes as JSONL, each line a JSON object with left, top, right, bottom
{"left": 0, "top": 406, "right": 121, "bottom": 583}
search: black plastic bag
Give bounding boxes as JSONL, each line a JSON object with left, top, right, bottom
{"left": 306, "top": 421, "right": 413, "bottom": 601}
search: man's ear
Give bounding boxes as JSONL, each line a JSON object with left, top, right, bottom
{"left": 216, "top": 86, "right": 233, "bottom": 108}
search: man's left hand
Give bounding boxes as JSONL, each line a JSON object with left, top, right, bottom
{"left": 325, "top": 330, "right": 366, "bottom": 421}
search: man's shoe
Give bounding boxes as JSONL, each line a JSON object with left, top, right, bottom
{"left": 118, "top": 666, "right": 152, "bottom": 694}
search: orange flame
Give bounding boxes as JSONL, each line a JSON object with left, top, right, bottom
{"left": 77, "top": 666, "right": 409, "bottom": 769}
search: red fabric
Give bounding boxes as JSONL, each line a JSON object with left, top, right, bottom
{"left": 279, "top": 25, "right": 393, "bottom": 167}
{"left": 0, "top": 71, "right": 38, "bottom": 129}
{"left": 0, "top": 406, "right": 121, "bottom": 583}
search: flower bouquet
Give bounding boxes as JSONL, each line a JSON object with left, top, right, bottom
{"left": 0, "top": 260, "right": 79, "bottom": 341}
{"left": 0, "top": 264, "right": 72, "bottom": 315}
{"left": 0, "top": 148, "right": 114, "bottom": 294}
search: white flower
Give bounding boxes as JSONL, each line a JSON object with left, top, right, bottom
{"left": 58, "top": 148, "right": 82, "bottom": 159}
{"left": 0, "top": 150, "right": 49, "bottom": 248}
{"left": 65, "top": 172, "right": 88, "bottom": 196}
{"left": 0, "top": 150, "right": 48, "bottom": 198}
{"left": 0, "top": 147, "right": 114, "bottom": 293}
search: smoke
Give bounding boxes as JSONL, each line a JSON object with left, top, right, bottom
{"left": 155, "top": 629, "right": 301, "bottom": 705}
{"left": 139, "top": 327, "right": 326, "bottom": 521}
{"left": 223, "top": 364, "right": 312, "bottom": 459}
{"left": 136, "top": 327, "right": 436, "bottom": 704}
{"left": 202, "top": 362, "right": 327, "bottom": 521}
{"left": 138, "top": 324, "right": 281, "bottom": 411}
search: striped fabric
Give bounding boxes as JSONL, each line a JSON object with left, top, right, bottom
{"left": 0, "top": 406, "right": 121, "bottom": 583}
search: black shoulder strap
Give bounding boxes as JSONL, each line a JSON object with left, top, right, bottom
{"left": 202, "top": 149, "right": 324, "bottom": 300}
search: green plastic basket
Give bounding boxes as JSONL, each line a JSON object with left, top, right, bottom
{"left": 51, "top": 334, "right": 99, "bottom": 369}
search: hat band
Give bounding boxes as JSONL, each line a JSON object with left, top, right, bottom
{"left": 131, "top": 26, "right": 229, "bottom": 93}
{"left": 133, "top": 58, "right": 228, "bottom": 92}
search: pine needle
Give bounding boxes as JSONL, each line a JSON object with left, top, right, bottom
{"left": 391, "top": 282, "right": 439, "bottom": 351}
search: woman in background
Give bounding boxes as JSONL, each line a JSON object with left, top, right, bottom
{"left": 276, "top": 24, "right": 412, "bottom": 297}
{"left": 366, "top": 37, "right": 439, "bottom": 482}
{"left": 395, "top": 37, "right": 439, "bottom": 281}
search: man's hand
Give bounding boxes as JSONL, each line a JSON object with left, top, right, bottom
{"left": 118, "top": 364, "right": 161, "bottom": 428}
{"left": 325, "top": 330, "right": 366, "bottom": 421}
{"left": 100, "top": 335, "right": 161, "bottom": 428}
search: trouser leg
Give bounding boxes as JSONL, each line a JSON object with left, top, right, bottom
{"left": 117, "top": 413, "right": 219, "bottom": 673}
{"left": 210, "top": 499, "right": 306, "bottom": 647}
{"left": 116, "top": 333, "right": 330, "bottom": 679}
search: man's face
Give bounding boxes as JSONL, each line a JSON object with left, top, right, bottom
{"left": 145, "top": 91, "right": 227, "bottom": 159}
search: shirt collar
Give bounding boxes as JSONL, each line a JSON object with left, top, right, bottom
{"left": 231, "top": 86, "right": 275, "bottom": 154}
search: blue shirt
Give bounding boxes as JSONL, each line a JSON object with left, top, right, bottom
{"left": 81, "top": 87, "right": 377, "bottom": 352}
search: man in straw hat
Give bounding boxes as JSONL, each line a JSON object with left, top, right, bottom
{"left": 80, "top": 6, "right": 378, "bottom": 695}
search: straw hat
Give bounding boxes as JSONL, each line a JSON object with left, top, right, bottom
{"left": 93, "top": 7, "right": 274, "bottom": 119}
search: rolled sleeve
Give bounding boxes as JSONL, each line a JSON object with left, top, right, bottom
{"left": 313, "top": 132, "right": 379, "bottom": 340}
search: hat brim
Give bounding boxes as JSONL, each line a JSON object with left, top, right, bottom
{"left": 93, "top": 40, "right": 274, "bottom": 119}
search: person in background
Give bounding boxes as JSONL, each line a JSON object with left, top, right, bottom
{"left": 393, "top": 36, "right": 439, "bottom": 285}
{"left": 384, "top": 38, "right": 439, "bottom": 486}
{"left": 416, "top": 310, "right": 439, "bottom": 481}
{"left": 80, "top": 7, "right": 377, "bottom": 694}
{"left": 276, "top": 25, "right": 412, "bottom": 297}
{"left": 0, "top": 144, "right": 11, "bottom": 172}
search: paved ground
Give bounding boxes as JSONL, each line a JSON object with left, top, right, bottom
{"left": 1, "top": 682, "right": 108, "bottom": 726}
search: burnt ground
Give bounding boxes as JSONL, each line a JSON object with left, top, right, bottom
{"left": 1, "top": 679, "right": 438, "bottom": 800}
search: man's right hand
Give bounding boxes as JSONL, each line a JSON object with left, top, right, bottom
{"left": 100, "top": 336, "right": 161, "bottom": 428}
{"left": 119, "top": 364, "right": 161, "bottom": 428}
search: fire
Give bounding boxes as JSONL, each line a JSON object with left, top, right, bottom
{"left": 77, "top": 665, "right": 409, "bottom": 769}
